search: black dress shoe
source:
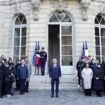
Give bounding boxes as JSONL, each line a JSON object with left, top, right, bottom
{"left": 51, "top": 95, "right": 54, "bottom": 98}
{"left": 25, "top": 90, "right": 29, "bottom": 93}
{"left": 0, "top": 96, "right": 3, "bottom": 98}
{"left": 56, "top": 95, "right": 59, "bottom": 98}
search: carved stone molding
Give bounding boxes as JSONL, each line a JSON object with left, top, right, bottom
{"left": 99, "top": 3, "right": 105, "bottom": 14}
{"left": 80, "top": 0, "right": 92, "bottom": 21}
{"left": 15, "top": 0, "right": 21, "bottom": 14}
{"left": 31, "top": 0, "right": 43, "bottom": 21}
{"left": 93, "top": 0, "right": 105, "bottom": 3}
{"left": 49, "top": 0, "right": 70, "bottom": 13}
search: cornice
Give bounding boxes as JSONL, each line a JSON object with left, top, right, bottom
{"left": 0, "top": 0, "right": 105, "bottom": 6}
{"left": 0, "top": 0, "right": 30, "bottom": 6}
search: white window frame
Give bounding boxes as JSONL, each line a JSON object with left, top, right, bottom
{"left": 95, "top": 24, "right": 105, "bottom": 62}
{"left": 48, "top": 12, "right": 74, "bottom": 74}
{"left": 12, "top": 15, "right": 27, "bottom": 62}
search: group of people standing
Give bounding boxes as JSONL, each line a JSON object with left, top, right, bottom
{"left": 77, "top": 58, "right": 105, "bottom": 97}
{"left": 0, "top": 56, "right": 31, "bottom": 98}
{"left": 35, "top": 47, "right": 47, "bottom": 76}
{"left": 2, "top": 49, "right": 105, "bottom": 99}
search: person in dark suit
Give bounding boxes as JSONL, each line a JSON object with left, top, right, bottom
{"left": 93, "top": 63, "right": 104, "bottom": 97}
{"left": 25, "top": 57, "right": 32, "bottom": 93}
{"left": 17, "top": 59, "right": 28, "bottom": 95}
{"left": 15, "top": 60, "right": 21, "bottom": 91}
{"left": 40, "top": 47, "right": 47, "bottom": 76}
{"left": 0, "top": 61, "right": 4, "bottom": 98}
{"left": 5, "top": 62, "right": 15, "bottom": 98}
{"left": 49, "top": 58, "right": 61, "bottom": 98}
{"left": 76, "top": 58, "right": 83, "bottom": 87}
{"left": 102, "top": 59, "right": 105, "bottom": 92}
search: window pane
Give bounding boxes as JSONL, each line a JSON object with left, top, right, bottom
{"left": 97, "top": 14, "right": 102, "bottom": 23}
{"left": 14, "top": 47, "right": 19, "bottom": 55}
{"left": 14, "top": 38, "right": 20, "bottom": 46}
{"left": 22, "top": 27, "right": 26, "bottom": 37}
{"left": 95, "top": 18, "right": 99, "bottom": 24}
{"left": 21, "top": 56, "right": 26, "bottom": 60}
{"left": 101, "top": 37, "right": 105, "bottom": 46}
{"left": 15, "top": 18, "right": 20, "bottom": 25}
{"left": 96, "top": 47, "right": 100, "bottom": 55}
{"left": 13, "top": 56, "right": 19, "bottom": 64}
{"left": 102, "top": 47, "right": 105, "bottom": 55}
{"left": 95, "top": 37, "right": 100, "bottom": 45}
{"left": 95, "top": 27, "right": 99, "bottom": 36}
{"left": 102, "top": 56, "right": 105, "bottom": 61}
{"left": 101, "top": 28, "right": 105, "bottom": 37}
{"left": 21, "top": 37, "right": 26, "bottom": 47}
{"left": 18, "top": 15, "right": 24, "bottom": 23}
{"left": 62, "top": 46, "right": 72, "bottom": 55}
{"left": 15, "top": 14, "right": 26, "bottom": 25}
{"left": 62, "top": 36, "right": 72, "bottom": 45}
{"left": 101, "top": 18, "right": 105, "bottom": 25}
{"left": 19, "top": 15, "right": 23, "bottom": 22}
{"left": 49, "top": 14, "right": 59, "bottom": 22}
{"left": 56, "top": 13, "right": 64, "bottom": 21}
{"left": 62, "top": 26, "right": 72, "bottom": 35}
{"left": 62, "top": 15, "right": 71, "bottom": 22}
{"left": 21, "top": 47, "right": 26, "bottom": 56}
{"left": 22, "top": 18, "right": 27, "bottom": 24}
{"left": 62, "top": 56, "right": 73, "bottom": 66}
{"left": 15, "top": 28, "right": 20, "bottom": 37}
{"left": 96, "top": 56, "right": 101, "bottom": 62}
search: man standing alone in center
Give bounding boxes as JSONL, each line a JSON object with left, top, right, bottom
{"left": 49, "top": 59, "right": 61, "bottom": 98}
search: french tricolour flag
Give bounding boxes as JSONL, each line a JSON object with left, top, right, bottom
{"left": 81, "top": 41, "right": 89, "bottom": 60}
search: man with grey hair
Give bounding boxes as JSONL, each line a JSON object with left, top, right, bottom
{"left": 25, "top": 57, "right": 32, "bottom": 92}
{"left": 17, "top": 59, "right": 28, "bottom": 95}
{"left": 49, "top": 58, "right": 61, "bottom": 98}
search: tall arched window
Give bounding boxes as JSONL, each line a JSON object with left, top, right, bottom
{"left": 95, "top": 13, "right": 105, "bottom": 62}
{"left": 13, "top": 14, "right": 27, "bottom": 63}
{"left": 48, "top": 11, "right": 73, "bottom": 74}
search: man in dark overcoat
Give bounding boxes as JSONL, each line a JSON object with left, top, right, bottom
{"left": 93, "top": 63, "right": 104, "bottom": 97}
{"left": 76, "top": 58, "right": 84, "bottom": 86}
{"left": 49, "top": 58, "right": 61, "bottom": 98}
{"left": 15, "top": 60, "right": 21, "bottom": 91}
{"left": 0, "top": 61, "right": 4, "bottom": 97}
{"left": 102, "top": 60, "right": 105, "bottom": 92}
{"left": 17, "top": 60, "right": 28, "bottom": 95}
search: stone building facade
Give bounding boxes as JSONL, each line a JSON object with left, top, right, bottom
{"left": 0, "top": 0, "right": 105, "bottom": 75}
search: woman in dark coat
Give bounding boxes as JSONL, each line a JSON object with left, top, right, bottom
{"left": 15, "top": 60, "right": 21, "bottom": 90}
{"left": 0, "top": 61, "right": 4, "bottom": 97}
{"left": 93, "top": 63, "right": 104, "bottom": 97}
{"left": 102, "top": 60, "right": 105, "bottom": 92}
{"left": 90, "top": 59, "right": 97, "bottom": 90}
{"left": 76, "top": 58, "right": 83, "bottom": 86}
{"left": 5, "top": 62, "right": 15, "bottom": 98}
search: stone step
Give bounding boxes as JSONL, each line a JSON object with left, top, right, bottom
{"left": 29, "top": 75, "right": 78, "bottom": 90}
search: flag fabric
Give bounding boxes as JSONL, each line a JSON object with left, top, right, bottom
{"left": 81, "top": 41, "right": 85, "bottom": 59}
{"left": 81, "top": 41, "right": 90, "bottom": 60}
{"left": 32, "top": 41, "right": 41, "bottom": 65}
{"left": 37, "top": 41, "right": 40, "bottom": 51}
{"left": 36, "top": 41, "right": 40, "bottom": 65}
{"left": 85, "top": 41, "right": 89, "bottom": 58}
{"left": 32, "top": 41, "right": 38, "bottom": 65}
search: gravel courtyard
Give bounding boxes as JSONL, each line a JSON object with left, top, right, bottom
{"left": 0, "top": 90, "right": 105, "bottom": 105}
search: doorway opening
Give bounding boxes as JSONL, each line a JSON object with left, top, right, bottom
{"left": 48, "top": 25, "right": 60, "bottom": 66}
